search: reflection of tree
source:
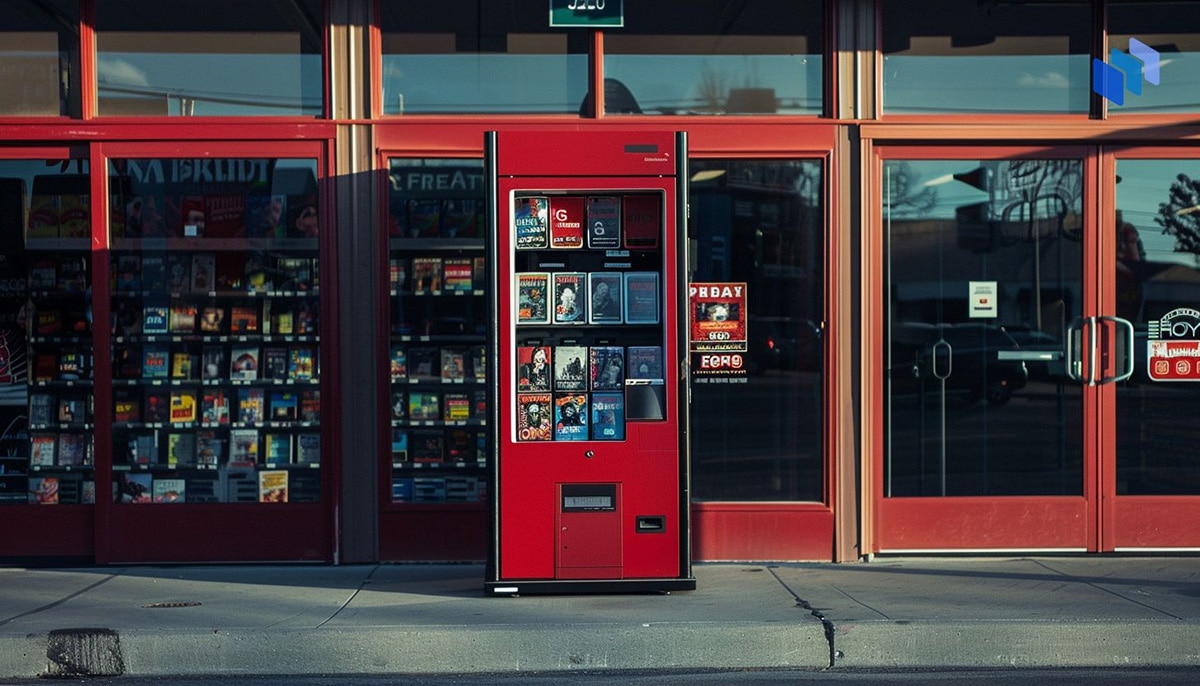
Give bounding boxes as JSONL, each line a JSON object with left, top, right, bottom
{"left": 883, "top": 162, "right": 937, "bottom": 216}
{"left": 1155, "top": 173, "right": 1200, "bottom": 256}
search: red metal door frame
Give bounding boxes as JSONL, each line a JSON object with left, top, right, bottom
{"left": 1101, "top": 145, "right": 1200, "bottom": 552}
{"left": 869, "top": 144, "right": 1103, "bottom": 553}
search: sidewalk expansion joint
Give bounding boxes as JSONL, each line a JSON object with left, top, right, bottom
{"left": 766, "top": 566, "right": 838, "bottom": 669}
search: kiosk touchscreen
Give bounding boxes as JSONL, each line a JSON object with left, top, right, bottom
{"left": 485, "top": 130, "right": 694, "bottom": 594}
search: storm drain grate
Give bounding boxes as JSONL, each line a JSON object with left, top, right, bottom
{"left": 141, "top": 601, "right": 202, "bottom": 608}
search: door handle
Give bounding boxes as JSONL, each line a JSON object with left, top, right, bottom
{"left": 931, "top": 338, "right": 952, "bottom": 380}
{"left": 1097, "top": 316, "right": 1135, "bottom": 385}
{"left": 1065, "top": 316, "right": 1134, "bottom": 386}
{"left": 1064, "top": 316, "right": 1091, "bottom": 384}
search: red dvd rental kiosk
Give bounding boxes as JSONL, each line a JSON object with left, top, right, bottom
{"left": 485, "top": 130, "right": 694, "bottom": 594}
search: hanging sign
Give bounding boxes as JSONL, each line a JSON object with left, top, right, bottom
{"left": 549, "top": 0, "right": 624, "bottom": 27}
{"left": 1147, "top": 307, "right": 1200, "bottom": 381}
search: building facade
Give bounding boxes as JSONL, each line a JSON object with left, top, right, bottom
{"left": 2, "top": 0, "right": 1198, "bottom": 564}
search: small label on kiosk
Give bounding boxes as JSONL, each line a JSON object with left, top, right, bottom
{"left": 561, "top": 483, "right": 617, "bottom": 511}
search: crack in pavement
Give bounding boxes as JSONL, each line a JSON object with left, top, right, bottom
{"left": 766, "top": 566, "right": 838, "bottom": 668}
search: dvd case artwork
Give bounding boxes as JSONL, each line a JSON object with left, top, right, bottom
{"left": 590, "top": 392, "right": 626, "bottom": 440}
{"left": 514, "top": 196, "right": 548, "bottom": 249}
{"left": 623, "top": 272, "right": 660, "bottom": 324}
{"left": 549, "top": 196, "right": 584, "bottom": 249}
{"left": 586, "top": 196, "right": 622, "bottom": 249}
{"left": 516, "top": 345, "right": 552, "bottom": 392}
{"left": 552, "top": 272, "right": 587, "bottom": 324}
{"left": 622, "top": 194, "right": 661, "bottom": 249}
{"left": 589, "top": 346, "right": 625, "bottom": 391}
{"left": 553, "top": 345, "right": 587, "bottom": 391}
{"left": 554, "top": 393, "right": 588, "bottom": 441}
{"left": 516, "top": 392, "right": 553, "bottom": 441}
{"left": 627, "top": 345, "right": 664, "bottom": 380}
{"left": 516, "top": 272, "right": 550, "bottom": 325}
{"left": 587, "top": 272, "right": 623, "bottom": 324}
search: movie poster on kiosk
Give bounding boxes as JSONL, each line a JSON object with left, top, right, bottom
{"left": 689, "top": 282, "right": 748, "bottom": 383}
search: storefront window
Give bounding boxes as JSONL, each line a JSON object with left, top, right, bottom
{"left": 1115, "top": 159, "right": 1200, "bottom": 494}
{"left": 94, "top": 1, "right": 323, "bottom": 117}
{"left": 1109, "top": 3, "right": 1200, "bottom": 113}
{"left": 108, "top": 157, "right": 321, "bottom": 503}
{"left": 0, "top": 157, "right": 93, "bottom": 504}
{"left": 689, "top": 159, "right": 824, "bottom": 502}
{"left": 602, "top": 0, "right": 822, "bottom": 116}
{"left": 883, "top": 158, "right": 1084, "bottom": 496}
{"left": 386, "top": 159, "right": 489, "bottom": 503}
{"left": 882, "top": 0, "right": 1090, "bottom": 114}
{"left": 1, "top": 0, "right": 80, "bottom": 117}
{"left": 380, "top": 3, "right": 588, "bottom": 114}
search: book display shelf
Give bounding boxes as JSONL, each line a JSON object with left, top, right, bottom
{"left": 107, "top": 158, "right": 322, "bottom": 505}
{"left": 6, "top": 173, "right": 98, "bottom": 505}
{"left": 386, "top": 161, "right": 490, "bottom": 506}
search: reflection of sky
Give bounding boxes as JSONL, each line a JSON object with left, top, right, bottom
{"left": 382, "top": 55, "right": 587, "bottom": 114}
{"left": 885, "top": 159, "right": 1200, "bottom": 267}
{"left": 1117, "top": 160, "right": 1200, "bottom": 265}
{"left": 1110, "top": 52, "right": 1200, "bottom": 113}
{"left": 883, "top": 55, "right": 1089, "bottom": 113}
{"left": 604, "top": 55, "right": 822, "bottom": 114}
{"left": 97, "top": 53, "right": 321, "bottom": 115}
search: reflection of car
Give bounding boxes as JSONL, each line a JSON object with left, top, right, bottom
{"left": 890, "top": 322, "right": 1029, "bottom": 406}
{"left": 748, "top": 317, "right": 822, "bottom": 372}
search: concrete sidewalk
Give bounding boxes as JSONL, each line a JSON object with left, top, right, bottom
{"left": 1, "top": 557, "right": 1198, "bottom": 678}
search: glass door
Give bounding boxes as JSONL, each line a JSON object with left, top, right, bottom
{"left": 877, "top": 150, "right": 1095, "bottom": 551}
{"left": 1109, "top": 152, "right": 1200, "bottom": 550}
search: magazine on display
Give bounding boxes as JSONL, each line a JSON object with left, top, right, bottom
{"left": 258, "top": 470, "right": 289, "bottom": 502}
{"left": 623, "top": 272, "right": 660, "bottom": 324}
{"left": 552, "top": 273, "right": 587, "bottom": 324}
{"left": 516, "top": 345, "right": 552, "bottom": 392}
{"left": 516, "top": 392, "right": 552, "bottom": 441}
{"left": 627, "top": 345, "right": 665, "bottom": 381}
{"left": 586, "top": 196, "right": 622, "bottom": 249}
{"left": 587, "top": 272, "right": 623, "bottom": 324}
{"left": 552, "top": 345, "right": 587, "bottom": 391}
{"left": 516, "top": 272, "right": 550, "bottom": 325}
{"left": 590, "top": 392, "right": 625, "bottom": 441}
{"left": 514, "top": 196, "right": 548, "bottom": 249}
{"left": 549, "top": 196, "right": 584, "bottom": 249}
{"left": 622, "top": 194, "right": 661, "bottom": 249}
{"left": 553, "top": 393, "right": 588, "bottom": 441}
{"left": 589, "top": 346, "right": 625, "bottom": 391}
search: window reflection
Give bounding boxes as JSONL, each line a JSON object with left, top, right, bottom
{"left": 0, "top": 0, "right": 80, "bottom": 116}
{"left": 1115, "top": 160, "right": 1200, "bottom": 495}
{"left": 883, "top": 159, "right": 1084, "bottom": 497}
{"left": 1110, "top": 3, "right": 1200, "bottom": 113}
{"left": 882, "top": 0, "right": 1090, "bottom": 114}
{"left": 380, "top": 2, "right": 588, "bottom": 114}
{"left": 603, "top": 0, "right": 822, "bottom": 116}
{"left": 94, "top": 1, "right": 322, "bottom": 117}
{"left": 0, "top": 157, "right": 94, "bottom": 504}
{"left": 689, "top": 160, "right": 824, "bottom": 502}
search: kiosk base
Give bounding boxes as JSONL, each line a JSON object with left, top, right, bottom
{"left": 485, "top": 577, "right": 697, "bottom": 596}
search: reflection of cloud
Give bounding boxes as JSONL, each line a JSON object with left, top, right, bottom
{"left": 1017, "top": 71, "right": 1070, "bottom": 88}
{"left": 97, "top": 57, "right": 150, "bottom": 86}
